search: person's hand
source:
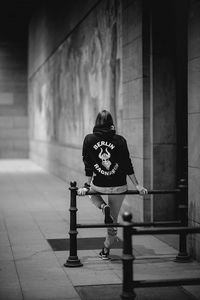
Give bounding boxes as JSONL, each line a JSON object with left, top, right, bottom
{"left": 136, "top": 185, "right": 148, "bottom": 195}
{"left": 77, "top": 182, "right": 90, "bottom": 196}
{"left": 77, "top": 187, "right": 89, "bottom": 196}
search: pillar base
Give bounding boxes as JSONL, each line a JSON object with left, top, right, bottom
{"left": 64, "top": 256, "right": 83, "bottom": 267}
{"left": 174, "top": 253, "right": 192, "bottom": 263}
{"left": 120, "top": 291, "right": 136, "bottom": 300}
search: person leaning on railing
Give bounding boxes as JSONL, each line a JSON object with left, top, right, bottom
{"left": 78, "top": 109, "right": 147, "bottom": 260}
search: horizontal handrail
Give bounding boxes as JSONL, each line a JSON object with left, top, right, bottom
{"left": 77, "top": 223, "right": 123, "bottom": 228}
{"left": 77, "top": 220, "right": 182, "bottom": 229}
{"left": 82, "top": 188, "right": 180, "bottom": 196}
{"left": 131, "top": 226, "right": 200, "bottom": 235}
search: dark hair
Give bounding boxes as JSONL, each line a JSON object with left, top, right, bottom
{"left": 95, "top": 110, "right": 114, "bottom": 127}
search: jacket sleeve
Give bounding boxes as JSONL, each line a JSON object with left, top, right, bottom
{"left": 122, "top": 138, "right": 134, "bottom": 175}
{"left": 82, "top": 135, "right": 93, "bottom": 176}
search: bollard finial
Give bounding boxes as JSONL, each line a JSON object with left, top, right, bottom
{"left": 70, "top": 181, "right": 77, "bottom": 187}
{"left": 123, "top": 211, "right": 132, "bottom": 223}
{"left": 69, "top": 181, "right": 78, "bottom": 191}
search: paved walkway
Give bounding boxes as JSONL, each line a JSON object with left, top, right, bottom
{"left": 0, "top": 159, "right": 200, "bottom": 300}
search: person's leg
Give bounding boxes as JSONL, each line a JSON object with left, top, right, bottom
{"left": 104, "top": 194, "right": 125, "bottom": 249}
{"left": 108, "top": 194, "right": 125, "bottom": 222}
{"left": 89, "top": 193, "right": 106, "bottom": 209}
{"left": 89, "top": 188, "right": 113, "bottom": 224}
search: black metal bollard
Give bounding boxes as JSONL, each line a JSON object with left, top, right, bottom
{"left": 175, "top": 179, "right": 191, "bottom": 262}
{"left": 121, "top": 212, "right": 136, "bottom": 300}
{"left": 64, "top": 181, "right": 83, "bottom": 267}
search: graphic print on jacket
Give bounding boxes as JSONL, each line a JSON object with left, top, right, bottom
{"left": 99, "top": 148, "right": 111, "bottom": 170}
{"left": 93, "top": 141, "right": 119, "bottom": 176}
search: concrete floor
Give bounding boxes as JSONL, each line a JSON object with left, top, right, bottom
{"left": 0, "top": 159, "right": 200, "bottom": 300}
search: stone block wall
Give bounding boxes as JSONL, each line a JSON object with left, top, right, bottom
{"left": 0, "top": 43, "right": 28, "bottom": 158}
{"left": 28, "top": 0, "right": 123, "bottom": 186}
{"left": 121, "top": 0, "right": 144, "bottom": 221}
{"left": 142, "top": 0, "right": 177, "bottom": 222}
{"left": 28, "top": 0, "right": 146, "bottom": 221}
{"left": 28, "top": 0, "right": 180, "bottom": 224}
{"left": 188, "top": 0, "right": 200, "bottom": 260}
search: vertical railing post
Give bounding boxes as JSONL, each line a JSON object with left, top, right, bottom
{"left": 175, "top": 179, "right": 191, "bottom": 262}
{"left": 64, "top": 181, "right": 83, "bottom": 267}
{"left": 121, "top": 212, "right": 136, "bottom": 300}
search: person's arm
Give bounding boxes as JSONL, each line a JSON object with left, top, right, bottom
{"left": 77, "top": 176, "right": 92, "bottom": 195}
{"left": 78, "top": 136, "right": 93, "bottom": 196}
{"left": 82, "top": 136, "right": 93, "bottom": 178}
{"left": 128, "top": 173, "right": 138, "bottom": 185}
{"left": 128, "top": 173, "right": 148, "bottom": 195}
{"left": 122, "top": 137, "right": 147, "bottom": 195}
{"left": 86, "top": 176, "right": 92, "bottom": 185}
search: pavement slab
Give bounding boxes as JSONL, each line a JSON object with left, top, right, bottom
{"left": 75, "top": 284, "right": 196, "bottom": 300}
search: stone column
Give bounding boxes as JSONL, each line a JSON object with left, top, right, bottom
{"left": 188, "top": 0, "right": 200, "bottom": 260}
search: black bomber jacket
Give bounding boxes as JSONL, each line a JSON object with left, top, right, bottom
{"left": 82, "top": 125, "right": 134, "bottom": 187}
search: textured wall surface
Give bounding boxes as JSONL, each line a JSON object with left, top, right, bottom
{"left": 29, "top": 0, "right": 99, "bottom": 77}
{"left": 28, "top": 0, "right": 182, "bottom": 225}
{"left": 29, "top": 0, "right": 147, "bottom": 221}
{"left": 188, "top": 0, "right": 200, "bottom": 260}
{"left": 0, "top": 43, "right": 28, "bottom": 158}
{"left": 29, "top": 0, "right": 122, "bottom": 185}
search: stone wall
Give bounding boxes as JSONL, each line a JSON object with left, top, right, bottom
{"left": 28, "top": 0, "right": 123, "bottom": 186}
{"left": 188, "top": 0, "right": 200, "bottom": 260}
{"left": 28, "top": 0, "right": 146, "bottom": 221}
{"left": 142, "top": 0, "right": 177, "bottom": 222}
{"left": 0, "top": 43, "right": 28, "bottom": 158}
{"left": 151, "top": 1, "right": 177, "bottom": 221}
{"left": 28, "top": 0, "right": 179, "bottom": 223}
{"left": 121, "top": 0, "right": 144, "bottom": 221}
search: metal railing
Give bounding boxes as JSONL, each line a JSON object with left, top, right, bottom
{"left": 64, "top": 181, "right": 189, "bottom": 267}
{"left": 121, "top": 211, "right": 200, "bottom": 299}
{"left": 64, "top": 181, "right": 200, "bottom": 299}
